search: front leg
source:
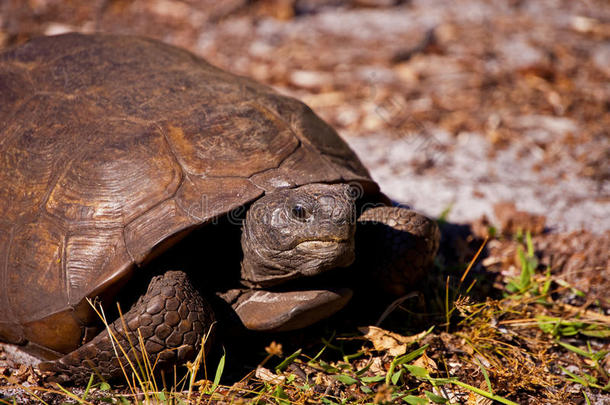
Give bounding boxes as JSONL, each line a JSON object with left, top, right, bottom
{"left": 356, "top": 206, "right": 440, "bottom": 296}
{"left": 39, "top": 271, "right": 214, "bottom": 384}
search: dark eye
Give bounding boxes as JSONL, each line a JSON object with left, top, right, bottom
{"left": 291, "top": 204, "right": 310, "bottom": 221}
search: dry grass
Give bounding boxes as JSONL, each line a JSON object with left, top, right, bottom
{"left": 1, "top": 231, "right": 608, "bottom": 404}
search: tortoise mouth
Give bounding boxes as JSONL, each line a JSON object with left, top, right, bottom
{"left": 293, "top": 237, "right": 350, "bottom": 250}
{"left": 296, "top": 238, "right": 348, "bottom": 248}
{"left": 294, "top": 239, "right": 352, "bottom": 260}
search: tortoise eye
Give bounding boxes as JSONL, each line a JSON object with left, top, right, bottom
{"left": 291, "top": 204, "right": 310, "bottom": 221}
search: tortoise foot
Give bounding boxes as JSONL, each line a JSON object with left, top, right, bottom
{"left": 356, "top": 206, "right": 440, "bottom": 296}
{"left": 39, "top": 271, "right": 214, "bottom": 384}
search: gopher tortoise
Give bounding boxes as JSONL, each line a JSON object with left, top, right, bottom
{"left": 0, "top": 33, "right": 439, "bottom": 383}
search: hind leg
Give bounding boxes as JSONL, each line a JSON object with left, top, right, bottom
{"left": 39, "top": 271, "right": 213, "bottom": 384}
{"left": 356, "top": 206, "right": 440, "bottom": 296}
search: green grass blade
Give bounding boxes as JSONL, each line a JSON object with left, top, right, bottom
{"left": 474, "top": 358, "right": 493, "bottom": 394}
{"left": 55, "top": 383, "right": 92, "bottom": 405}
{"left": 557, "top": 340, "right": 593, "bottom": 358}
{"left": 433, "top": 378, "right": 518, "bottom": 405}
{"left": 391, "top": 368, "right": 403, "bottom": 385}
{"left": 559, "top": 366, "right": 598, "bottom": 387}
{"left": 334, "top": 374, "right": 358, "bottom": 385}
{"left": 209, "top": 348, "right": 226, "bottom": 394}
{"left": 385, "top": 345, "right": 428, "bottom": 385}
{"left": 275, "top": 349, "right": 301, "bottom": 372}
{"left": 525, "top": 231, "right": 534, "bottom": 257}
{"left": 404, "top": 365, "right": 429, "bottom": 379}
{"left": 361, "top": 375, "right": 385, "bottom": 383}
{"left": 80, "top": 374, "right": 94, "bottom": 401}
{"left": 404, "top": 395, "right": 428, "bottom": 404}
{"left": 583, "top": 390, "right": 591, "bottom": 405}
{"left": 308, "top": 331, "right": 335, "bottom": 364}
{"left": 396, "top": 345, "right": 429, "bottom": 366}
{"left": 425, "top": 390, "right": 448, "bottom": 403}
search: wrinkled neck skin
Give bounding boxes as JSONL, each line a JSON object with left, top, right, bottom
{"left": 240, "top": 183, "right": 357, "bottom": 288}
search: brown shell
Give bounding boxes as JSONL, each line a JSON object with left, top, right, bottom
{"left": 0, "top": 33, "right": 376, "bottom": 354}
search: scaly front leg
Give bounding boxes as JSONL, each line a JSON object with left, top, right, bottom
{"left": 39, "top": 271, "right": 213, "bottom": 384}
{"left": 356, "top": 206, "right": 440, "bottom": 296}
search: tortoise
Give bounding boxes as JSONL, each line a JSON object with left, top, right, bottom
{"left": 0, "top": 33, "right": 439, "bottom": 383}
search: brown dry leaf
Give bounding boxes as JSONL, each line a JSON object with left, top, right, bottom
{"left": 26, "top": 369, "right": 40, "bottom": 385}
{"left": 464, "top": 379, "right": 494, "bottom": 404}
{"left": 467, "top": 389, "right": 493, "bottom": 405}
{"left": 314, "top": 372, "right": 324, "bottom": 385}
{"left": 412, "top": 351, "right": 438, "bottom": 374}
{"left": 255, "top": 366, "right": 285, "bottom": 384}
{"left": 368, "top": 356, "right": 386, "bottom": 376}
{"left": 359, "top": 326, "right": 425, "bottom": 356}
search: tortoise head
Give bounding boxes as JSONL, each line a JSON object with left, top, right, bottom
{"left": 240, "top": 183, "right": 356, "bottom": 288}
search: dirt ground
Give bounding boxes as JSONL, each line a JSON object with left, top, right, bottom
{"left": 0, "top": 0, "right": 608, "bottom": 403}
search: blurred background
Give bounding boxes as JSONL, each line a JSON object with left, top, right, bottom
{"left": 1, "top": 0, "right": 608, "bottom": 233}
